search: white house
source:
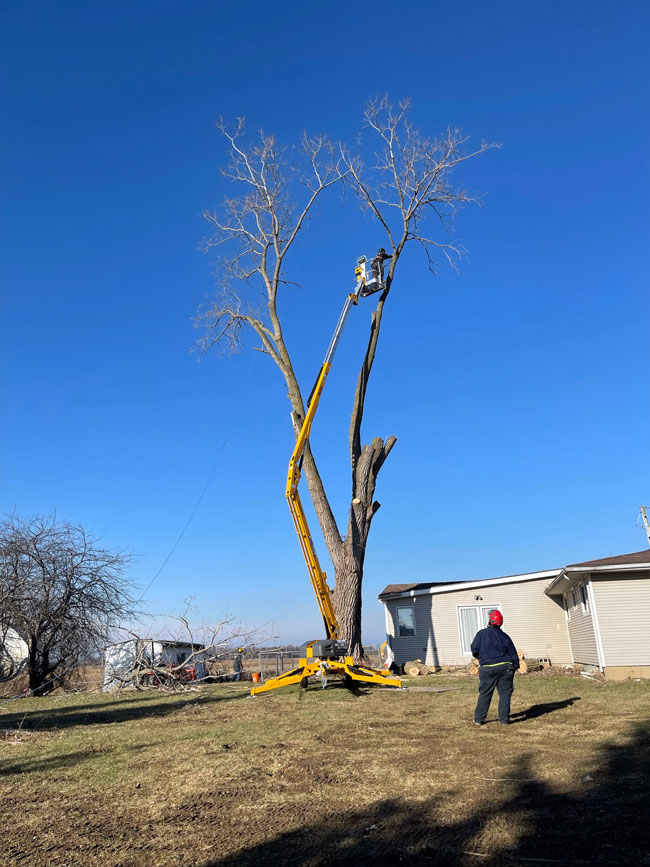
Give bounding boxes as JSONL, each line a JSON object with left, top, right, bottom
{"left": 379, "top": 550, "right": 650, "bottom": 680}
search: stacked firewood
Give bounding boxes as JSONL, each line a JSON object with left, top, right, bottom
{"left": 467, "top": 650, "right": 549, "bottom": 676}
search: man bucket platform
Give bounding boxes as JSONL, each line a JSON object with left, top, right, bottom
{"left": 470, "top": 609, "right": 519, "bottom": 725}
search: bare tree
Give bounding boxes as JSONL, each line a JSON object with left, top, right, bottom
{"left": 0, "top": 514, "right": 137, "bottom": 694}
{"left": 198, "top": 98, "right": 495, "bottom": 659}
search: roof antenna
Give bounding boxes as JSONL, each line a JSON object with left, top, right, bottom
{"left": 639, "top": 506, "right": 650, "bottom": 548}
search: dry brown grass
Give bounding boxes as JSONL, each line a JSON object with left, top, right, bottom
{"left": 0, "top": 674, "right": 648, "bottom": 866}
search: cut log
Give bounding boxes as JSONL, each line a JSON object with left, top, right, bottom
{"left": 518, "top": 659, "right": 543, "bottom": 674}
{"left": 517, "top": 648, "right": 525, "bottom": 660}
{"left": 405, "top": 661, "right": 428, "bottom": 677}
{"left": 466, "top": 661, "right": 479, "bottom": 676}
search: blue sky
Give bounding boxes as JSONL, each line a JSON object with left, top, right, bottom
{"left": 2, "top": 2, "right": 649, "bottom": 644}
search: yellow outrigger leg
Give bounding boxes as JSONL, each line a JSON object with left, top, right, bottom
{"left": 251, "top": 257, "right": 402, "bottom": 696}
{"left": 251, "top": 642, "right": 401, "bottom": 696}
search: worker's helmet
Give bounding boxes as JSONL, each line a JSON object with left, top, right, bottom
{"left": 377, "top": 247, "right": 386, "bottom": 253}
{"left": 488, "top": 610, "right": 503, "bottom": 627}
{"left": 237, "top": 648, "right": 244, "bottom": 653}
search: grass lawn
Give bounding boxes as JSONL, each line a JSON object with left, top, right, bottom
{"left": 0, "top": 674, "right": 648, "bottom": 866}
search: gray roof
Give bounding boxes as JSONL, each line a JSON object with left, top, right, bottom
{"left": 379, "top": 580, "right": 473, "bottom": 599}
{"left": 566, "top": 549, "right": 650, "bottom": 569}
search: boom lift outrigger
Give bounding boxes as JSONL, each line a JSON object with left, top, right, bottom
{"left": 251, "top": 256, "right": 402, "bottom": 695}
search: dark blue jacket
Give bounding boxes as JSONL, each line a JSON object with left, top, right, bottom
{"left": 470, "top": 625, "right": 518, "bottom": 668}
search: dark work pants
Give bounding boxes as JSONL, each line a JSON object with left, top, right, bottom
{"left": 474, "top": 664, "right": 515, "bottom": 723}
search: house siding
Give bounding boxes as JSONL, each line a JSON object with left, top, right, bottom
{"left": 384, "top": 597, "right": 434, "bottom": 663}
{"left": 384, "top": 577, "right": 571, "bottom": 667}
{"left": 564, "top": 583, "right": 599, "bottom": 666}
{"left": 591, "top": 572, "right": 650, "bottom": 667}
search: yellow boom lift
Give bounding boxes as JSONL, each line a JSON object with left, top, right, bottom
{"left": 251, "top": 255, "right": 402, "bottom": 695}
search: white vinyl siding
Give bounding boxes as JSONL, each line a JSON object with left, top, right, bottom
{"left": 385, "top": 577, "right": 571, "bottom": 667}
{"left": 565, "top": 581, "right": 599, "bottom": 666}
{"left": 591, "top": 573, "right": 650, "bottom": 666}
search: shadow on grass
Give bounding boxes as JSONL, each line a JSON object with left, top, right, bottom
{"left": 0, "top": 741, "right": 155, "bottom": 778}
{"left": 510, "top": 695, "right": 581, "bottom": 722}
{"left": 200, "top": 720, "right": 650, "bottom": 867}
{"left": 0, "top": 689, "right": 247, "bottom": 732}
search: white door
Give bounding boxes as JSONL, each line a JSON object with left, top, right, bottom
{"left": 458, "top": 604, "right": 502, "bottom": 655}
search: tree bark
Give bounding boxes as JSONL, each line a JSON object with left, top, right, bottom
{"left": 332, "top": 435, "right": 397, "bottom": 660}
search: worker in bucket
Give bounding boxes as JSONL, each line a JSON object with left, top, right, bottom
{"left": 370, "top": 247, "right": 392, "bottom": 288}
{"left": 233, "top": 648, "right": 244, "bottom": 682}
{"left": 470, "top": 610, "right": 519, "bottom": 726}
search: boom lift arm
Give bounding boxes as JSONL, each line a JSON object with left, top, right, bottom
{"left": 251, "top": 256, "right": 401, "bottom": 695}
{"left": 285, "top": 284, "right": 362, "bottom": 642}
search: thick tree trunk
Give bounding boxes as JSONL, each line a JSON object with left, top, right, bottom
{"left": 333, "top": 559, "right": 363, "bottom": 660}
{"left": 332, "top": 435, "right": 397, "bottom": 661}
{"left": 27, "top": 641, "right": 55, "bottom": 695}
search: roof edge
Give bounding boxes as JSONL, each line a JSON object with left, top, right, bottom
{"left": 379, "top": 569, "right": 562, "bottom": 601}
{"left": 545, "top": 560, "right": 650, "bottom": 595}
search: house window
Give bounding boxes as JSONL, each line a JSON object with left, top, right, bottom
{"left": 579, "top": 583, "right": 590, "bottom": 614}
{"left": 177, "top": 652, "right": 187, "bottom": 664}
{"left": 396, "top": 606, "right": 416, "bottom": 637}
{"left": 457, "top": 604, "right": 502, "bottom": 655}
{"left": 564, "top": 593, "right": 571, "bottom": 621}
{"left": 571, "top": 588, "right": 578, "bottom": 609}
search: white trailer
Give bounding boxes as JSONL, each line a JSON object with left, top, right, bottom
{"left": 103, "top": 638, "right": 207, "bottom": 691}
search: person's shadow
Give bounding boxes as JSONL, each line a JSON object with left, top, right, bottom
{"left": 511, "top": 696, "right": 580, "bottom": 722}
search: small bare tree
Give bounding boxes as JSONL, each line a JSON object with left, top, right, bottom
{"left": 199, "top": 97, "right": 495, "bottom": 659}
{"left": 107, "top": 603, "right": 271, "bottom": 692}
{"left": 0, "top": 514, "right": 137, "bottom": 694}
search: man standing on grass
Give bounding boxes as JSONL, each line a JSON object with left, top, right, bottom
{"left": 471, "top": 610, "right": 519, "bottom": 726}
{"left": 233, "top": 648, "right": 243, "bottom": 682}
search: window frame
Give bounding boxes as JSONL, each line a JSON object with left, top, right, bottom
{"left": 395, "top": 605, "right": 416, "bottom": 638}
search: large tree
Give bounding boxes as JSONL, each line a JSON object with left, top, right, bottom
{"left": 0, "top": 514, "right": 136, "bottom": 694}
{"left": 199, "top": 97, "right": 494, "bottom": 659}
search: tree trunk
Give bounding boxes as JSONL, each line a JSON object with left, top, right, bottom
{"left": 27, "top": 641, "right": 55, "bottom": 695}
{"left": 333, "top": 562, "right": 363, "bottom": 660}
{"left": 331, "top": 435, "right": 397, "bottom": 661}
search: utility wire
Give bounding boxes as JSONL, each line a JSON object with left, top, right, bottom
{"left": 136, "top": 461, "right": 218, "bottom": 603}
{"left": 1, "top": 354, "right": 258, "bottom": 705}
{"left": 137, "top": 352, "right": 256, "bottom": 602}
